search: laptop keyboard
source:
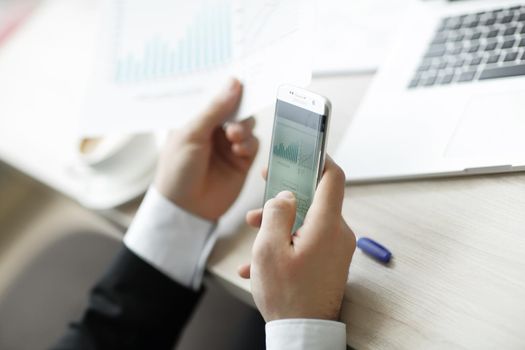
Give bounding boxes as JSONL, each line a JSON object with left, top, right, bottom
{"left": 408, "top": 5, "right": 525, "bottom": 89}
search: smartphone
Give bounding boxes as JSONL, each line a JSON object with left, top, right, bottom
{"left": 264, "top": 85, "right": 331, "bottom": 233}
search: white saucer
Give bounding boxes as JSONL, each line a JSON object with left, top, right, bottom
{"left": 67, "top": 134, "right": 159, "bottom": 210}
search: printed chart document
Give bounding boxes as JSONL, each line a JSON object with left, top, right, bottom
{"left": 81, "top": 0, "right": 313, "bottom": 136}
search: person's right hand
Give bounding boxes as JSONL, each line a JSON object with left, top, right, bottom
{"left": 238, "top": 157, "right": 356, "bottom": 322}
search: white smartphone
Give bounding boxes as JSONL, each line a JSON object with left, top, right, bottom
{"left": 264, "top": 85, "right": 331, "bottom": 233}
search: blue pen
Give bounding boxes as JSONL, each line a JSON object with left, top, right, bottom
{"left": 356, "top": 237, "right": 392, "bottom": 264}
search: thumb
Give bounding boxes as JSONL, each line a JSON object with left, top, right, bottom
{"left": 258, "top": 191, "right": 297, "bottom": 248}
{"left": 189, "top": 78, "right": 242, "bottom": 138}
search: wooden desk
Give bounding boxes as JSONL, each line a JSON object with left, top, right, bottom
{"left": 208, "top": 75, "right": 525, "bottom": 350}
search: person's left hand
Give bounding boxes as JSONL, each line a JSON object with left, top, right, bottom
{"left": 154, "top": 78, "right": 258, "bottom": 221}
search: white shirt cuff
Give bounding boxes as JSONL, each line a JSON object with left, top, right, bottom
{"left": 124, "top": 187, "right": 216, "bottom": 291}
{"left": 266, "top": 319, "right": 346, "bottom": 350}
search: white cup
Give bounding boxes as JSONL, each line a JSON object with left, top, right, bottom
{"left": 76, "top": 134, "right": 158, "bottom": 174}
{"left": 77, "top": 136, "right": 133, "bottom": 168}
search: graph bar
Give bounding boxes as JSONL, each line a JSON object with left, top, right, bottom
{"left": 273, "top": 143, "right": 299, "bottom": 163}
{"left": 114, "top": 0, "right": 233, "bottom": 84}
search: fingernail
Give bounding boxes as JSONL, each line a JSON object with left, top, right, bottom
{"left": 229, "top": 78, "right": 238, "bottom": 90}
{"left": 226, "top": 78, "right": 239, "bottom": 94}
{"left": 220, "top": 79, "right": 239, "bottom": 101}
{"left": 276, "top": 190, "right": 294, "bottom": 200}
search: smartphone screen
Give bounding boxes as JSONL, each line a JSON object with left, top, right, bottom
{"left": 264, "top": 99, "right": 328, "bottom": 233}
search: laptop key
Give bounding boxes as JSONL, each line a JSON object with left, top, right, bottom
{"left": 417, "top": 61, "right": 432, "bottom": 72}
{"left": 465, "top": 19, "right": 479, "bottom": 28}
{"left": 423, "top": 76, "right": 437, "bottom": 87}
{"left": 519, "top": 38, "right": 525, "bottom": 47}
{"left": 447, "top": 21, "right": 462, "bottom": 30}
{"left": 469, "top": 31, "right": 482, "bottom": 40}
{"left": 484, "top": 17, "right": 496, "bottom": 26}
{"left": 501, "top": 39, "right": 515, "bottom": 49}
{"left": 437, "top": 60, "right": 448, "bottom": 70}
{"left": 486, "top": 53, "right": 500, "bottom": 64}
{"left": 408, "top": 79, "right": 420, "bottom": 88}
{"left": 432, "top": 33, "right": 448, "bottom": 45}
{"left": 486, "top": 29, "right": 498, "bottom": 38}
{"left": 452, "top": 58, "right": 465, "bottom": 67}
{"left": 451, "top": 33, "right": 465, "bottom": 42}
{"left": 437, "top": 17, "right": 451, "bottom": 32}
{"left": 431, "top": 58, "right": 446, "bottom": 69}
{"left": 425, "top": 45, "right": 447, "bottom": 58}
{"left": 440, "top": 74, "right": 454, "bottom": 85}
{"left": 467, "top": 43, "right": 480, "bottom": 53}
{"left": 485, "top": 41, "right": 498, "bottom": 51}
{"left": 448, "top": 45, "right": 462, "bottom": 55}
{"left": 499, "top": 15, "right": 514, "bottom": 24}
{"left": 518, "top": 13, "right": 525, "bottom": 22}
{"left": 470, "top": 56, "right": 482, "bottom": 66}
{"left": 504, "top": 51, "right": 518, "bottom": 62}
{"left": 479, "top": 64, "right": 525, "bottom": 80}
{"left": 504, "top": 26, "right": 517, "bottom": 36}
{"left": 458, "top": 71, "right": 476, "bottom": 82}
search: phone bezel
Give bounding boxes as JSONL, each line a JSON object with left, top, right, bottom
{"left": 276, "top": 85, "right": 331, "bottom": 117}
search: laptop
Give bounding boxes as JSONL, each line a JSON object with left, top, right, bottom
{"left": 335, "top": 0, "right": 525, "bottom": 182}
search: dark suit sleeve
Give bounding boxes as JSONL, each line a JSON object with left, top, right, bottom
{"left": 51, "top": 245, "right": 203, "bottom": 350}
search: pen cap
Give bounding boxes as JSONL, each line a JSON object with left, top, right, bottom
{"left": 357, "top": 237, "right": 392, "bottom": 264}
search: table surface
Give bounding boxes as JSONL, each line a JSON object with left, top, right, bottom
{"left": 1, "top": 1, "right": 525, "bottom": 349}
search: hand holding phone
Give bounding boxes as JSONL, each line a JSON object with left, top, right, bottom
{"left": 264, "top": 85, "right": 331, "bottom": 233}
{"left": 241, "top": 157, "right": 356, "bottom": 322}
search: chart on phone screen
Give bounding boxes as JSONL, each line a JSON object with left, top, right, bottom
{"left": 273, "top": 141, "right": 315, "bottom": 171}
{"left": 82, "top": 0, "right": 313, "bottom": 136}
{"left": 267, "top": 117, "right": 320, "bottom": 231}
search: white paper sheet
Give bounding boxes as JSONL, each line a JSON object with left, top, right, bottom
{"left": 81, "top": 0, "right": 313, "bottom": 136}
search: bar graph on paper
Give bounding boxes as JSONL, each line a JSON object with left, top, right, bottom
{"left": 113, "top": 0, "right": 232, "bottom": 84}
{"left": 83, "top": 0, "right": 313, "bottom": 135}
